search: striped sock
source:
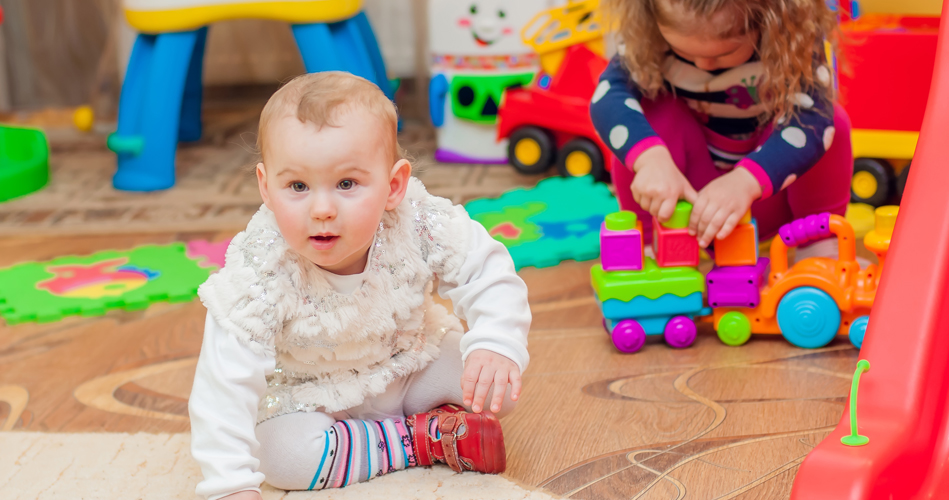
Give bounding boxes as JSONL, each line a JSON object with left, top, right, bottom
{"left": 307, "top": 417, "right": 415, "bottom": 490}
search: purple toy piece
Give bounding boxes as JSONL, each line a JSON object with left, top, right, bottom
{"left": 664, "top": 316, "right": 697, "bottom": 348}
{"left": 778, "top": 213, "right": 832, "bottom": 247}
{"left": 612, "top": 319, "right": 647, "bottom": 352}
{"left": 707, "top": 257, "right": 771, "bottom": 308}
{"left": 601, "top": 222, "right": 644, "bottom": 271}
{"left": 434, "top": 149, "right": 509, "bottom": 165}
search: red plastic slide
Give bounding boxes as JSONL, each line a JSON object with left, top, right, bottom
{"left": 791, "top": 3, "right": 949, "bottom": 498}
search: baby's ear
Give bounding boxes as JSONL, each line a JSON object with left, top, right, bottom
{"left": 386, "top": 159, "right": 412, "bottom": 210}
{"left": 256, "top": 162, "right": 272, "bottom": 208}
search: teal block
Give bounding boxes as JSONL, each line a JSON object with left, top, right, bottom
{"left": 599, "top": 292, "right": 705, "bottom": 320}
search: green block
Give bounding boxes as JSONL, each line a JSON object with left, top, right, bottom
{"left": 0, "top": 124, "right": 49, "bottom": 202}
{"left": 450, "top": 72, "right": 535, "bottom": 124}
{"left": 0, "top": 243, "right": 213, "bottom": 325}
{"left": 605, "top": 211, "right": 637, "bottom": 231}
{"left": 590, "top": 257, "right": 705, "bottom": 302}
{"left": 662, "top": 201, "right": 693, "bottom": 229}
{"left": 466, "top": 176, "right": 618, "bottom": 270}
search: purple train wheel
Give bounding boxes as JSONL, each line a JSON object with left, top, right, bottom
{"left": 612, "top": 319, "right": 647, "bottom": 353}
{"left": 664, "top": 316, "right": 697, "bottom": 348}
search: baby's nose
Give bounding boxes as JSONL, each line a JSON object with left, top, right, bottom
{"left": 309, "top": 198, "right": 336, "bottom": 219}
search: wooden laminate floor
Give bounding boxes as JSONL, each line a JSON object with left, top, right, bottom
{"left": 0, "top": 231, "right": 859, "bottom": 499}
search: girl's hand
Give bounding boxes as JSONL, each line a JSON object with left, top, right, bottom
{"left": 462, "top": 350, "right": 521, "bottom": 414}
{"left": 220, "top": 490, "right": 262, "bottom": 500}
{"left": 689, "top": 167, "right": 762, "bottom": 248}
{"left": 631, "top": 146, "right": 698, "bottom": 223}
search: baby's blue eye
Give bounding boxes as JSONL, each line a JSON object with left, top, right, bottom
{"left": 338, "top": 180, "right": 355, "bottom": 190}
{"left": 291, "top": 182, "right": 307, "bottom": 192}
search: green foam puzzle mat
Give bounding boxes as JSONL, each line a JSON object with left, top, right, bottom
{"left": 0, "top": 241, "right": 227, "bottom": 325}
{"left": 465, "top": 176, "right": 618, "bottom": 270}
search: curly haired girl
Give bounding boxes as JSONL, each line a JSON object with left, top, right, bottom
{"left": 592, "top": 0, "right": 851, "bottom": 258}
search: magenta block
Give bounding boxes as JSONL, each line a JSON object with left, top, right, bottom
{"left": 706, "top": 258, "right": 770, "bottom": 308}
{"left": 601, "top": 222, "right": 643, "bottom": 271}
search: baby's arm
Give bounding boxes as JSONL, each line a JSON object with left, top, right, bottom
{"left": 190, "top": 313, "right": 275, "bottom": 500}
{"left": 436, "top": 218, "right": 531, "bottom": 414}
{"left": 590, "top": 56, "right": 697, "bottom": 221}
{"left": 691, "top": 80, "right": 836, "bottom": 245}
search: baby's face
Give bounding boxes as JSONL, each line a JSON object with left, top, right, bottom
{"left": 257, "top": 108, "right": 407, "bottom": 275}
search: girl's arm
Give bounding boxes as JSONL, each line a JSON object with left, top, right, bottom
{"left": 735, "top": 86, "right": 836, "bottom": 200}
{"left": 190, "top": 313, "right": 275, "bottom": 500}
{"left": 590, "top": 56, "right": 698, "bottom": 221}
{"left": 691, "top": 80, "right": 837, "bottom": 246}
{"left": 590, "top": 56, "right": 666, "bottom": 167}
{"left": 436, "top": 219, "right": 531, "bottom": 374}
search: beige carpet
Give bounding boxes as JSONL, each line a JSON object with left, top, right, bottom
{"left": 0, "top": 432, "right": 559, "bottom": 500}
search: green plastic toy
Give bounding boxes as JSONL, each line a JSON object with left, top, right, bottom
{"left": 0, "top": 124, "right": 49, "bottom": 202}
{"left": 450, "top": 72, "right": 535, "bottom": 124}
{"left": 661, "top": 201, "right": 693, "bottom": 229}
{"left": 590, "top": 258, "right": 705, "bottom": 302}
{"left": 841, "top": 359, "right": 871, "bottom": 447}
{"left": 465, "top": 175, "right": 618, "bottom": 270}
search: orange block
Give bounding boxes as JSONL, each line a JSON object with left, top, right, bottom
{"left": 714, "top": 222, "right": 758, "bottom": 267}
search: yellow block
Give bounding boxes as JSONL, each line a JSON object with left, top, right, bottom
{"left": 124, "top": 0, "right": 363, "bottom": 33}
{"left": 864, "top": 205, "right": 900, "bottom": 252}
{"left": 851, "top": 129, "right": 919, "bottom": 160}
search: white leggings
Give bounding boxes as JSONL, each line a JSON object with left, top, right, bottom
{"left": 255, "top": 331, "right": 516, "bottom": 490}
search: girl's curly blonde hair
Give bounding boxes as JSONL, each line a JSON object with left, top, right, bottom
{"left": 605, "top": 0, "right": 839, "bottom": 123}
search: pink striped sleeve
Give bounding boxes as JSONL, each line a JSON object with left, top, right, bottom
{"left": 736, "top": 158, "right": 774, "bottom": 199}
{"left": 623, "top": 136, "right": 667, "bottom": 171}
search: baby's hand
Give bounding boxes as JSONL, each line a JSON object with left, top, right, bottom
{"left": 462, "top": 350, "right": 521, "bottom": 414}
{"left": 689, "top": 168, "right": 762, "bottom": 248}
{"left": 220, "top": 490, "right": 262, "bottom": 500}
{"left": 631, "top": 146, "right": 698, "bottom": 223}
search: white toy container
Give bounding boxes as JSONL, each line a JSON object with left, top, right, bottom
{"left": 428, "top": 0, "right": 550, "bottom": 163}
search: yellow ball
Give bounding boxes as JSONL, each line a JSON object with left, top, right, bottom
{"left": 73, "top": 105, "right": 95, "bottom": 132}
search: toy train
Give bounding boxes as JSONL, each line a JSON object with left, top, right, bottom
{"left": 591, "top": 203, "right": 898, "bottom": 353}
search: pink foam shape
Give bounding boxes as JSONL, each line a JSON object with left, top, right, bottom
{"left": 186, "top": 239, "right": 231, "bottom": 270}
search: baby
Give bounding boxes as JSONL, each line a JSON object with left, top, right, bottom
{"left": 189, "top": 71, "right": 531, "bottom": 500}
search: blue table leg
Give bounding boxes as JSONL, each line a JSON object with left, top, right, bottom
{"left": 328, "top": 17, "right": 375, "bottom": 85}
{"left": 292, "top": 23, "right": 342, "bottom": 73}
{"left": 179, "top": 26, "right": 208, "bottom": 143}
{"left": 113, "top": 30, "right": 200, "bottom": 192}
{"left": 351, "top": 11, "right": 393, "bottom": 100}
{"left": 110, "top": 34, "right": 156, "bottom": 160}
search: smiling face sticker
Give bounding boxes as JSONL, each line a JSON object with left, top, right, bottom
{"left": 430, "top": 0, "right": 547, "bottom": 57}
{"left": 460, "top": 3, "right": 514, "bottom": 46}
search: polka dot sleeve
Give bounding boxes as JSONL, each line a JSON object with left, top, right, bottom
{"left": 735, "top": 87, "right": 835, "bottom": 199}
{"left": 589, "top": 56, "right": 665, "bottom": 170}
{"left": 736, "top": 56, "right": 837, "bottom": 199}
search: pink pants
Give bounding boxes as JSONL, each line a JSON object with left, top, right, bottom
{"left": 610, "top": 95, "right": 853, "bottom": 242}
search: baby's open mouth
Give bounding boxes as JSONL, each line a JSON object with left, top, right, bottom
{"left": 309, "top": 235, "right": 339, "bottom": 249}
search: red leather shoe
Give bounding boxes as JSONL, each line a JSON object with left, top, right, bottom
{"left": 406, "top": 404, "right": 506, "bottom": 474}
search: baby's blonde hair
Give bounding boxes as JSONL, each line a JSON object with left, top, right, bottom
{"left": 257, "top": 71, "right": 403, "bottom": 164}
{"left": 605, "top": 0, "right": 839, "bottom": 124}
